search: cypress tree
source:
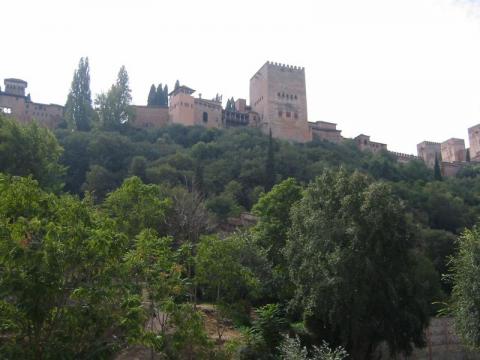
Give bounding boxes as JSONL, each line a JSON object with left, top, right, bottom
{"left": 147, "top": 84, "right": 156, "bottom": 106}
{"left": 434, "top": 153, "right": 442, "bottom": 181}
{"left": 174, "top": 80, "right": 180, "bottom": 91}
{"left": 155, "top": 83, "right": 163, "bottom": 106}
{"left": 265, "top": 128, "right": 276, "bottom": 191}
{"left": 163, "top": 84, "right": 169, "bottom": 106}
{"left": 466, "top": 148, "right": 471, "bottom": 162}
{"left": 65, "top": 57, "right": 93, "bottom": 131}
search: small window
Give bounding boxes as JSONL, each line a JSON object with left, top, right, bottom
{"left": 286, "top": 111, "right": 291, "bottom": 118}
{"left": 278, "top": 110, "right": 283, "bottom": 117}
{"left": 294, "top": 113, "right": 298, "bottom": 119}
{"left": 278, "top": 92, "right": 281, "bottom": 97}
{"left": 294, "top": 95, "right": 298, "bottom": 100}
{"left": 203, "top": 112, "right": 208, "bottom": 123}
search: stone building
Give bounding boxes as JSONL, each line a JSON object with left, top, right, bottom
{"left": 468, "top": 123, "right": 480, "bottom": 161}
{"left": 309, "top": 121, "right": 343, "bottom": 143}
{"left": 250, "top": 62, "right": 311, "bottom": 143}
{"left": 355, "top": 134, "right": 387, "bottom": 153}
{"left": 0, "top": 78, "right": 63, "bottom": 129}
{"left": 417, "top": 141, "right": 441, "bottom": 169}
{"left": 131, "top": 105, "right": 169, "bottom": 128}
{"left": 441, "top": 138, "right": 466, "bottom": 163}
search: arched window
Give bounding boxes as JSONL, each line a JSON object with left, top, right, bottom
{"left": 203, "top": 112, "right": 208, "bottom": 123}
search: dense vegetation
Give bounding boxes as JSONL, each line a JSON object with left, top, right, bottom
{"left": 2, "top": 59, "right": 480, "bottom": 359}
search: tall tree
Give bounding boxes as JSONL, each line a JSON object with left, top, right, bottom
{"left": 163, "top": 84, "right": 169, "bottom": 106}
{"left": 285, "top": 169, "right": 430, "bottom": 359}
{"left": 174, "top": 80, "right": 180, "bottom": 91}
{"left": 434, "top": 153, "right": 442, "bottom": 181}
{"left": 147, "top": 84, "right": 156, "bottom": 106}
{"left": 95, "top": 66, "right": 133, "bottom": 130}
{"left": 265, "top": 128, "right": 275, "bottom": 191}
{"left": 156, "top": 83, "right": 164, "bottom": 106}
{"left": 64, "top": 57, "right": 93, "bottom": 131}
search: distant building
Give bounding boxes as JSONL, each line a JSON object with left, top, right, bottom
{"left": 0, "top": 78, "right": 63, "bottom": 129}
{"left": 441, "top": 138, "right": 466, "bottom": 163}
{"left": 468, "top": 123, "right": 480, "bottom": 161}
{"left": 309, "top": 121, "right": 343, "bottom": 143}
{"left": 355, "top": 134, "right": 387, "bottom": 153}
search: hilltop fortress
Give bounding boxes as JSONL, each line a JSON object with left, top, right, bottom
{"left": 1, "top": 61, "right": 479, "bottom": 176}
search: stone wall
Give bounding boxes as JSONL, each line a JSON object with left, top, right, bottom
{"left": 417, "top": 141, "right": 441, "bottom": 169}
{"left": 441, "top": 138, "right": 466, "bottom": 163}
{"left": 468, "top": 124, "right": 480, "bottom": 161}
{"left": 131, "top": 105, "right": 169, "bottom": 128}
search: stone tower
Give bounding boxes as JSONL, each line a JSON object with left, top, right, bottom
{"left": 468, "top": 124, "right": 480, "bottom": 161}
{"left": 250, "top": 61, "right": 311, "bottom": 142}
{"left": 4, "top": 78, "right": 28, "bottom": 97}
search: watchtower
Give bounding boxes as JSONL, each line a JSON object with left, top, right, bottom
{"left": 4, "top": 78, "right": 28, "bottom": 97}
{"left": 250, "top": 61, "right": 311, "bottom": 142}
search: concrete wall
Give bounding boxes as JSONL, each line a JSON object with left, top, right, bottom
{"left": 250, "top": 62, "right": 311, "bottom": 143}
{"left": 132, "top": 105, "right": 169, "bottom": 128}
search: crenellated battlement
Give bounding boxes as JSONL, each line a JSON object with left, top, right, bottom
{"left": 266, "top": 61, "right": 305, "bottom": 71}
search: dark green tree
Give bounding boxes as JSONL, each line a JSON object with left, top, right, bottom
{"left": 434, "top": 153, "right": 442, "bottom": 181}
{"left": 265, "top": 128, "right": 275, "bottom": 191}
{"left": 147, "top": 84, "right": 156, "bottom": 106}
{"left": 174, "top": 80, "right": 180, "bottom": 90}
{"left": 466, "top": 148, "right": 471, "bottom": 162}
{"left": 285, "top": 169, "right": 430, "bottom": 359}
{"left": 164, "top": 84, "right": 169, "bottom": 106}
{"left": 64, "top": 57, "right": 94, "bottom": 131}
{"left": 156, "top": 83, "right": 164, "bottom": 106}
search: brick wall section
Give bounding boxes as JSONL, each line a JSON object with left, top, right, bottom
{"left": 131, "top": 105, "right": 169, "bottom": 128}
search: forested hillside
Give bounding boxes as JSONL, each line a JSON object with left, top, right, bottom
{"left": 2, "top": 113, "right": 480, "bottom": 359}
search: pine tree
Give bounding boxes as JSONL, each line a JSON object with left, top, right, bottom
{"left": 174, "top": 80, "right": 180, "bottom": 91}
{"left": 147, "top": 84, "right": 156, "bottom": 106}
{"left": 265, "top": 128, "right": 276, "bottom": 191}
{"left": 434, "top": 153, "right": 442, "bottom": 181}
{"left": 155, "top": 84, "right": 164, "bottom": 106}
{"left": 65, "top": 57, "right": 93, "bottom": 131}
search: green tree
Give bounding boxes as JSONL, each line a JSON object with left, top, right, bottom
{"left": 96, "top": 66, "right": 133, "bottom": 130}
{"left": 156, "top": 83, "right": 165, "bottom": 106}
{"left": 147, "top": 84, "right": 156, "bottom": 106}
{"left": 285, "top": 169, "right": 430, "bottom": 359}
{"left": 0, "top": 174, "right": 143, "bottom": 358}
{"left": 163, "top": 84, "right": 169, "bottom": 106}
{"left": 64, "top": 57, "right": 94, "bottom": 131}
{"left": 174, "top": 80, "right": 180, "bottom": 91}
{"left": 0, "top": 115, "right": 65, "bottom": 192}
{"left": 434, "top": 153, "right": 442, "bottom": 181}
{"left": 448, "top": 226, "right": 480, "bottom": 349}
{"left": 265, "top": 128, "right": 275, "bottom": 191}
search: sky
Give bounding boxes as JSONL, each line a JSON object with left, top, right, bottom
{"left": 2, "top": 0, "right": 480, "bottom": 154}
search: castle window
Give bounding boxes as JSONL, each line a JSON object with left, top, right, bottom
{"left": 278, "top": 92, "right": 281, "bottom": 97}
{"left": 295, "top": 95, "right": 298, "bottom": 100}
{"left": 286, "top": 111, "right": 291, "bottom": 118}
{"left": 203, "top": 112, "right": 208, "bottom": 123}
{"left": 294, "top": 113, "right": 298, "bottom": 119}
{"left": 278, "top": 110, "right": 283, "bottom": 117}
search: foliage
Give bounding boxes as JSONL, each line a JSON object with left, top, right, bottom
{"left": 0, "top": 115, "right": 65, "bottom": 192}
{"left": 64, "top": 57, "right": 94, "bottom": 131}
{"left": 278, "top": 336, "right": 348, "bottom": 360}
{"left": 449, "top": 226, "right": 480, "bottom": 349}
{"left": 285, "top": 169, "right": 430, "bottom": 359}
{"left": 0, "top": 174, "right": 142, "bottom": 358}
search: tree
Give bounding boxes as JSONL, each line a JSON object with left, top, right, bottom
{"left": 0, "top": 174, "right": 143, "bottom": 358}
{"left": 265, "top": 128, "right": 275, "bottom": 191}
{"left": 434, "top": 153, "right": 442, "bottom": 181}
{"left": 95, "top": 66, "right": 133, "bottom": 130}
{"left": 448, "top": 226, "right": 480, "bottom": 349}
{"left": 147, "top": 84, "right": 156, "bottom": 106}
{"left": 156, "top": 83, "right": 165, "bottom": 106}
{"left": 174, "top": 80, "right": 180, "bottom": 91}
{"left": 64, "top": 57, "right": 94, "bottom": 131}
{"left": 285, "top": 169, "right": 430, "bottom": 359}
{"left": 164, "top": 84, "right": 169, "bottom": 106}
{"left": 0, "top": 115, "right": 65, "bottom": 192}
